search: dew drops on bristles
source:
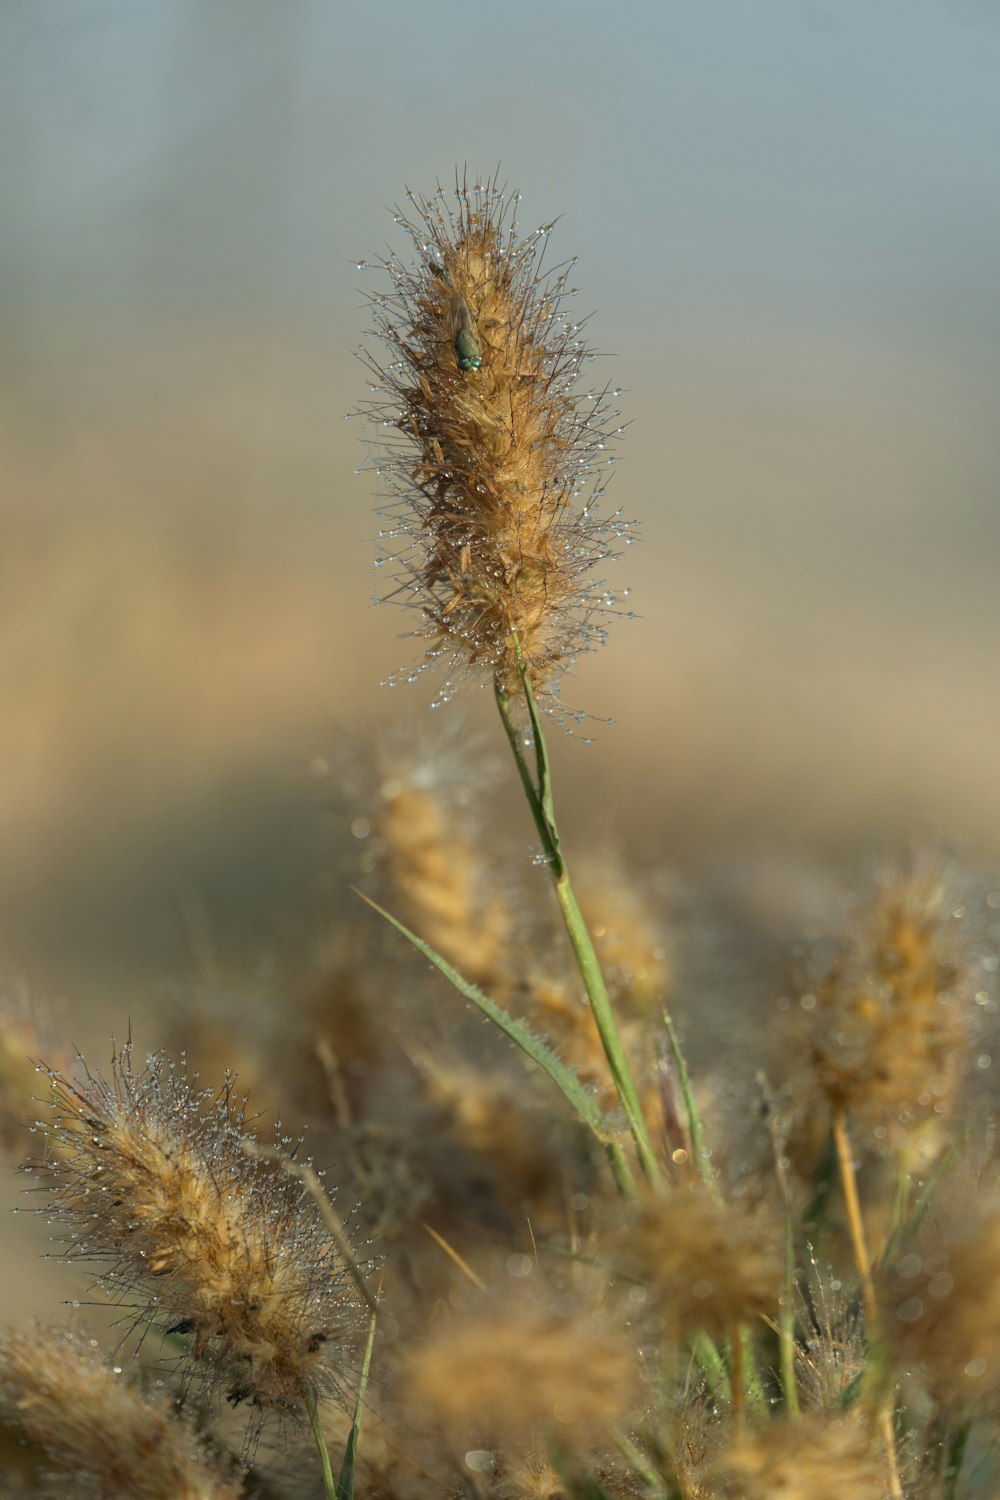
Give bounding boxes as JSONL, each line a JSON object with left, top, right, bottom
{"left": 354, "top": 171, "right": 637, "bottom": 702}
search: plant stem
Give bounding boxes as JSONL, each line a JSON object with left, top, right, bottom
{"left": 336, "top": 1308, "right": 379, "bottom": 1500}
{"left": 614, "top": 1430, "right": 670, "bottom": 1498}
{"left": 943, "top": 1424, "right": 969, "bottom": 1500}
{"left": 494, "top": 672, "right": 659, "bottom": 1186}
{"left": 663, "top": 1009, "right": 714, "bottom": 1195}
{"left": 831, "top": 1106, "right": 876, "bottom": 1324}
{"left": 304, "top": 1383, "right": 337, "bottom": 1500}
{"left": 832, "top": 1105, "right": 903, "bottom": 1499}
{"left": 757, "top": 1071, "right": 800, "bottom": 1417}
{"left": 730, "top": 1329, "right": 745, "bottom": 1427}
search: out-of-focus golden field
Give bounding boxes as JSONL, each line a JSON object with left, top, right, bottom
{"left": 4, "top": 7, "right": 1000, "bottom": 1498}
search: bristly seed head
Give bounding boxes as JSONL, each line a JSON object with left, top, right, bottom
{"left": 0, "top": 1322, "right": 242, "bottom": 1500}
{"left": 32, "top": 1041, "right": 364, "bottom": 1423}
{"left": 357, "top": 171, "right": 635, "bottom": 701}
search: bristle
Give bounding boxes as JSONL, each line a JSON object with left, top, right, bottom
{"left": 495, "top": 1450, "right": 567, "bottom": 1500}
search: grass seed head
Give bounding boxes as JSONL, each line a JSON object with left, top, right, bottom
{"left": 35, "top": 1041, "right": 362, "bottom": 1418}
{"left": 0, "top": 1323, "right": 241, "bottom": 1500}
{"left": 360, "top": 173, "right": 634, "bottom": 699}
{"left": 400, "top": 1288, "right": 637, "bottom": 1449}
{"left": 374, "top": 735, "right": 512, "bottom": 993}
{"left": 713, "top": 1413, "right": 883, "bottom": 1500}
{"left": 803, "top": 862, "right": 973, "bottom": 1147}
{"left": 882, "top": 1200, "right": 1000, "bottom": 1413}
{"left": 615, "top": 1185, "right": 783, "bottom": 1342}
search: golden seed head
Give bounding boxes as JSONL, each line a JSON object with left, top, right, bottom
{"left": 713, "top": 1413, "right": 883, "bottom": 1500}
{"left": 37, "top": 1042, "right": 362, "bottom": 1417}
{"left": 882, "top": 1202, "right": 1000, "bottom": 1412}
{"left": 362, "top": 174, "right": 633, "bottom": 698}
{"left": 495, "top": 1451, "right": 567, "bottom": 1500}
{"left": 614, "top": 1185, "right": 783, "bottom": 1341}
{"left": 802, "top": 862, "right": 973, "bottom": 1144}
{"left": 0, "top": 1323, "right": 241, "bottom": 1499}
{"left": 374, "top": 737, "right": 512, "bottom": 992}
{"left": 400, "top": 1289, "right": 637, "bottom": 1447}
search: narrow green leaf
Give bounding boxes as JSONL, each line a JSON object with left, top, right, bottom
{"left": 336, "top": 1308, "right": 378, "bottom": 1500}
{"left": 548, "top": 1445, "right": 616, "bottom": 1500}
{"left": 663, "top": 1009, "right": 716, "bottom": 1198}
{"left": 514, "top": 640, "right": 558, "bottom": 839}
{"left": 355, "top": 892, "right": 610, "bottom": 1140}
{"left": 877, "top": 1139, "right": 960, "bottom": 1270}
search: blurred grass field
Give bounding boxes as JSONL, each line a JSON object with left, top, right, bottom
{"left": 4, "top": 2, "right": 1000, "bottom": 1336}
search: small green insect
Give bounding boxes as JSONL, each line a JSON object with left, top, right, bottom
{"left": 449, "top": 291, "right": 482, "bottom": 371}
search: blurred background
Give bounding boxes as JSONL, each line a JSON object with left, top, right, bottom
{"left": 3, "top": 2, "right": 1000, "bottom": 1101}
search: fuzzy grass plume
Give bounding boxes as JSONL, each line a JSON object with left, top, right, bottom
{"left": 399, "top": 1285, "right": 638, "bottom": 1450}
{"left": 0, "top": 1323, "right": 241, "bottom": 1500}
{"left": 35, "top": 1041, "right": 362, "bottom": 1418}
{"left": 358, "top": 172, "right": 634, "bottom": 700}
{"left": 804, "top": 862, "right": 973, "bottom": 1147}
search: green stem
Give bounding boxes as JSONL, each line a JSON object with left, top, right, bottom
{"left": 943, "top": 1423, "right": 969, "bottom": 1500}
{"left": 691, "top": 1329, "right": 731, "bottom": 1400}
{"left": 336, "top": 1308, "right": 379, "bottom": 1500}
{"left": 495, "top": 672, "right": 659, "bottom": 1186}
{"left": 779, "top": 1217, "right": 800, "bottom": 1417}
{"left": 878, "top": 1140, "right": 959, "bottom": 1270}
{"left": 606, "top": 1139, "right": 639, "bottom": 1197}
{"left": 304, "top": 1383, "right": 337, "bottom": 1500}
{"left": 756, "top": 1072, "right": 800, "bottom": 1417}
{"left": 554, "top": 874, "right": 660, "bottom": 1184}
{"left": 663, "top": 1009, "right": 714, "bottom": 1197}
{"left": 614, "top": 1430, "right": 670, "bottom": 1498}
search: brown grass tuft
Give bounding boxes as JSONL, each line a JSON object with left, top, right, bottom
{"left": 614, "top": 1185, "right": 783, "bottom": 1343}
{"left": 399, "top": 1287, "right": 638, "bottom": 1449}
{"left": 803, "top": 862, "right": 973, "bottom": 1147}
{"left": 882, "top": 1197, "right": 1000, "bottom": 1413}
{"left": 375, "top": 744, "right": 512, "bottom": 993}
{"left": 0, "top": 1323, "right": 241, "bottom": 1499}
{"left": 713, "top": 1412, "right": 884, "bottom": 1500}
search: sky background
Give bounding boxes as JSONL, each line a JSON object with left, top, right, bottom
{"left": 3, "top": 0, "right": 1000, "bottom": 1006}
